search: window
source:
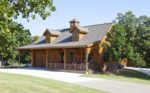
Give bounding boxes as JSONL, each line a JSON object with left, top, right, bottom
{"left": 69, "top": 52, "right": 75, "bottom": 62}
{"left": 88, "top": 52, "right": 93, "bottom": 63}
{"left": 103, "top": 52, "right": 109, "bottom": 62}
{"left": 60, "top": 52, "right": 64, "bottom": 63}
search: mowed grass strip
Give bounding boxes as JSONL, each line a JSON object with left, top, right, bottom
{"left": 82, "top": 69, "right": 150, "bottom": 85}
{"left": 0, "top": 73, "right": 108, "bottom": 93}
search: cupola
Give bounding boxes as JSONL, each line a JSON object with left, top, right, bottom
{"left": 70, "top": 19, "right": 80, "bottom": 28}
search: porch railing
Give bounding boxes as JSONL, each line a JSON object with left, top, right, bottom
{"left": 47, "top": 63, "right": 86, "bottom": 71}
{"left": 47, "top": 63, "right": 99, "bottom": 71}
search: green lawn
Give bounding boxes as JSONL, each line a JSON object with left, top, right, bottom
{"left": 0, "top": 73, "right": 108, "bottom": 93}
{"left": 82, "top": 69, "right": 150, "bottom": 85}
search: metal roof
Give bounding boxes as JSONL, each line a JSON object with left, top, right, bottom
{"left": 18, "top": 23, "right": 113, "bottom": 50}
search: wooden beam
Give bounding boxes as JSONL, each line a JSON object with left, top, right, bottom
{"left": 45, "top": 49, "right": 48, "bottom": 69}
{"left": 31, "top": 50, "right": 34, "bottom": 67}
{"left": 85, "top": 47, "right": 91, "bottom": 74}
{"left": 63, "top": 49, "right": 67, "bottom": 69}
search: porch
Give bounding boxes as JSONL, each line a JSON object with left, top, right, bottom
{"left": 18, "top": 47, "right": 103, "bottom": 74}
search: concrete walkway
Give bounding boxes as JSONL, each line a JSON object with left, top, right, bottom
{"left": 0, "top": 68, "right": 150, "bottom": 93}
{"left": 125, "top": 67, "right": 150, "bottom": 75}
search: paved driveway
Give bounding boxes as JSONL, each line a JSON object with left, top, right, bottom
{"left": 0, "top": 68, "right": 150, "bottom": 93}
{"left": 0, "top": 68, "right": 97, "bottom": 83}
{"left": 78, "top": 79, "right": 150, "bottom": 93}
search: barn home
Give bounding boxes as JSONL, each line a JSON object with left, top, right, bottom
{"left": 18, "top": 19, "right": 114, "bottom": 74}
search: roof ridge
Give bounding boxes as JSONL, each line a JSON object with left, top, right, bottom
{"left": 56, "top": 22, "right": 113, "bottom": 31}
{"left": 84, "top": 22, "right": 113, "bottom": 27}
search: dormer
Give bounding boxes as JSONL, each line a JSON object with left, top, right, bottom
{"left": 69, "top": 19, "right": 88, "bottom": 41}
{"left": 43, "top": 29, "right": 60, "bottom": 43}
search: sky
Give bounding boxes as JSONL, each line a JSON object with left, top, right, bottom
{"left": 16, "top": 0, "right": 150, "bottom": 36}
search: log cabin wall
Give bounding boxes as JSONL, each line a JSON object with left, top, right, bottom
{"left": 78, "top": 48, "right": 84, "bottom": 63}
{"left": 92, "top": 48, "right": 101, "bottom": 65}
{"left": 31, "top": 45, "right": 112, "bottom": 68}
{"left": 48, "top": 49, "right": 61, "bottom": 63}
{"left": 50, "top": 36, "right": 57, "bottom": 42}
{"left": 63, "top": 48, "right": 92, "bottom": 64}
{"left": 79, "top": 33, "right": 86, "bottom": 41}
{"left": 34, "top": 50, "right": 46, "bottom": 67}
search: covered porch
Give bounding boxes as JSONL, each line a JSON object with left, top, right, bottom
{"left": 18, "top": 47, "right": 102, "bottom": 74}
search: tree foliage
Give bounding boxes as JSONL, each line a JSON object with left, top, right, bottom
{"left": 33, "top": 35, "right": 40, "bottom": 42}
{"left": 0, "top": 21, "right": 32, "bottom": 64}
{"left": 0, "top": 0, "right": 56, "bottom": 65}
{"left": 105, "top": 11, "right": 150, "bottom": 67}
{"left": 0, "top": 0, "right": 56, "bottom": 20}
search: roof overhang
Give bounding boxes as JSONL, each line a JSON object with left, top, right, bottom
{"left": 17, "top": 42, "right": 95, "bottom": 51}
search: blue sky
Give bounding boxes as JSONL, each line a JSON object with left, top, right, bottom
{"left": 16, "top": 0, "right": 150, "bottom": 36}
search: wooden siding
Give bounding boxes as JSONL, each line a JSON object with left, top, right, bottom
{"left": 79, "top": 33, "right": 86, "bottom": 41}
{"left": 48, "top": 49, "right": 60, "bottom": 63}
{"left": 30, "top": 41, "right": 113, "bottom": 71}
{"left": 34, "top": 50, "right": 46, "bottom": 67}
{"left": 44, "top": 31, "right": 58, "bottom": 43}
{"left": 50, "top": 36, "right": 57, "bottom": 42}
{"left": 71, "top": 27, "right": 86, "bottom": 41}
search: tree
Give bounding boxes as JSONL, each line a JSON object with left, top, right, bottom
{"left": 0, "top": 21, "right": 32, "bottom": 65}
{"left": 105, "top": 24, "right": 126, "bottom": 62}
{"left": 135, "top": 16, "right": 150, "bottom": 67}
{"left": 105, "top": 11, "right": 149, "bottom": 67}
{"left": 0, "top": 0, "right": 56, "bottom": 65}
{"left": 0, "top": 0, "right": 56, "bottom": 37}
{"left": 33, "top": 35, "right": 40, "bottom": 42}
{"left": 0, "top": 0, "right": 56, "bottom": 20}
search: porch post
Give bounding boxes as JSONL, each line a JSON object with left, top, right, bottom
{"left": 85, "top": 48, "right": 90, "bottom": 74}
{"left": 18, "top": 51, "right": 21, "bottom": 68}
{"left": 31, "top": 50, "right": 34, "bottom": 67}
{"left": 63, "top": 49, "right": 67, "bottom": 69}
{"left": 45, "top": 49, "right": 48, "bottom": 69}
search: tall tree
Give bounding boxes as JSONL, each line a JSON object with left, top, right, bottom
{"left": 0, "top": 0, "right": 56, "bottom": 35}
{"left": 0, "top": 21, "right": 32, "bottom": 65}
{"left": 105, "top": 24, "right": 126, "bottom": 62}
{"left": 135, "top": 16, "right": 150, "bottom": 67}
{"left": 105, "top": 11, "right": 150, "bottom": 67}
{"left": 0, "top": 0, "right": 56, "bottom": 65}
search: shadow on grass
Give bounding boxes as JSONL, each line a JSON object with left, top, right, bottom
{"left": 118, "top": 69, "right": 150, "bottom": 81}
{"left": 82, "top": 69, "right": 150, "bottom": 84}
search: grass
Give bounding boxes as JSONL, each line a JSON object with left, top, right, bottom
{"left": 0, "top": 73, "right": 108, "bottom": 93}
{"left": 82, "top": 69, "right": 150, "bottom": 85}
{"left": 9, "top": 62, "right": 26, "bottom": 67}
